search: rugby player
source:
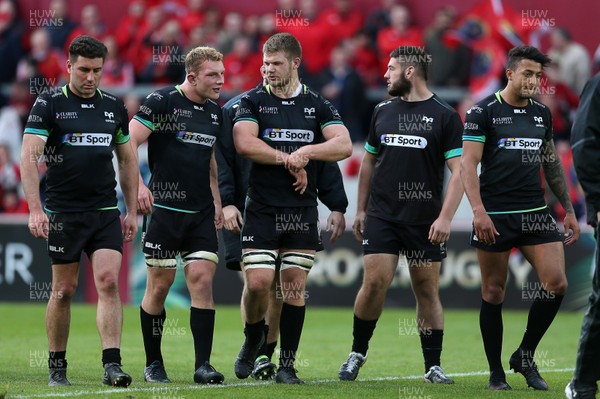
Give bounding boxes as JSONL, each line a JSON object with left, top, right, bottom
{"left": 338, "top": 46, "right": 464, "bottom": 383}
{"left": 21, "top": 35, "right": 138, "bottom": 387}
{"left": 566, "top": 72, "right": 600, "bottom": 399}
{"left": 461, "top": 45, "right": 580, "bottom": 390}
{"left": 218, "top": 66, "right": 348, "bottom": 380}
{"left": 232, "top": 32, "right": 352, "bottom": 384}
{"left": 129, "top": 47, "right": 225, "bottom": 384}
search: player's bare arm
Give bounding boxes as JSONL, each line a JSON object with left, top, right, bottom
{"left": 20, "top": 134, "right": 49, "bottom": 239}
{"left": 234, "top": 119, "right": 307, "bottom": 193}
{"left": 129, "top": 118, "right": 153, "bottom": 215}
{"left": 115, "top": 140, "right": 139, "bottom": 242}
{"left": 429, "top": 157, "right": 464, "bottom": 245}
{"left": 286, "top": 124, "right": 352, "bottom": 172}
{"left": 353, "top": 151, "right": 376, "bottom": 242}
{"left": 209, "top": 147, "right": 224, "bottom": 229}
{"left": 540, "top": 139, "right": 580, "bottom": 244}
{"left": 460, "top": 140, "right": 499, "bottom": 245}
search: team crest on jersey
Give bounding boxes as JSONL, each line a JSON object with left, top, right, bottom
{"left": 211, "top": 113, "right": 219, "bottom": 125}
{"left": 533, "top": 116, "right": 544, "bottom": 127}
{"left": 259, "top": 106, "right": 279, "bottom": 114}
{"left": 104, "top": 111, "right": 116, "bottom": 123}
{"left": 304, "top": 107, "right": 316, "bottom": 119}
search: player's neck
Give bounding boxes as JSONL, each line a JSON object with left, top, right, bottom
{"left": 401, "top": 82, "right": 432, "bottom": 102}
{"left": 271, "top": 79, "right": 301, "bottom": 99}
{"left": 499, "top": 87, "right": 528, "bottom": 107}
{"left": 179, "top": 82, "right": 207, "bottom": 104}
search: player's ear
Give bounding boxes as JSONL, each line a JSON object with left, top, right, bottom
{"left": 187, "top": 72, "right": 197, "bottom": 85}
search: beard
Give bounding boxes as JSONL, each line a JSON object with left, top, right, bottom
{"left": 388, "top": 74, "right": 412, "bottom": 97}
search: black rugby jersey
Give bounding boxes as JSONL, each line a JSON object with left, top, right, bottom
{"left": 134, "top": 85, "right": 222, "bottom": 213}
{"left": 463, "top": 91, "right": 553, "bottom": 213}
{"left": 24, "top": 85, "right": 129, "bottom": 212}
{"left": 365, "top": 94, "right": 463, "bottom": 224}
{"left": 233, "top": 84, "right": 344, "bottom": 207}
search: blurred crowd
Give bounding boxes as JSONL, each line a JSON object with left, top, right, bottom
{"left": 0, "top": 0, "right": 597, "bottom": 220}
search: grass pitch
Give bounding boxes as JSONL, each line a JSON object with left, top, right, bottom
{"left": 0, "top": 303, "right": 583, "bottom": 398}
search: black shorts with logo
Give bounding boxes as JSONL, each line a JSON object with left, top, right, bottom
{"left": 362, "top": 215, "right": 446, "bottom": 261}
{"left": 47, "top": 209, "right": 123, "bottom": 264}
{"left": 241, "top": 197, "right": 321, "bottom": 251}
{"left": 143, "top": 205, "right": 218, "bottom": 260}
{"left": 469, "top": 207, "right": 564, "bottom": 252}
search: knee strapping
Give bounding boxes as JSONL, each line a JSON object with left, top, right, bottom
{"left": 242, "top": 250, "right": 278, "bottom": 270}
{"left": 280, "top": 251, "right": 315, "bottom": 271}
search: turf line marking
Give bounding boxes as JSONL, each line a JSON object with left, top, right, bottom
{"left": 11, "top": 368, "right": 575, "bottom": 398}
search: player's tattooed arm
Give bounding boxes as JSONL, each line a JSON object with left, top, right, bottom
{"left": 541, "top": 139, "right": 575, "bottom": 214}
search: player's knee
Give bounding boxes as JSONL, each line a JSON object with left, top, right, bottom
{"left": 95, "top": 272, "right": 119, "bottom": 294}
{"left": 53, "top": 281, "right": 78, "bottom": 301}
{"left": 187, "top": 269, "right": 214, "bottom": 292}
{"left": 245, "top": 274, "right": 272, "bottom": 295}
{"left": 363, "top": 274, "right": 392, "bottom": 294}
{"left": 482, "top": 284, "right": 506, "bottom": 303}
{"left": 150, "top": 280, "right": 173, "bottom": 301}
{"left": 546, "top": 278, "right": 568, "bottom": 296}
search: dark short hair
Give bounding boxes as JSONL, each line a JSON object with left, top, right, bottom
{"left": 263, "top": 33, "right": 302, "bottom": 60}
{"left": 68, "top": 35, "right": 108, "bottom": 63}
{"left": 390, "top": 46, "right": 430, "bottom": 80}
{"left": 506, "top": 45, "right": 551, "bottom": 71}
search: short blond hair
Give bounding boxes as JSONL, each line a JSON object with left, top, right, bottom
{"left": 185, "top": 46, "right": 223, "bottom": 74}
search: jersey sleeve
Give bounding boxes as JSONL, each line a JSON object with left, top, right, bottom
{"left": 115, "top": 100, "right": 130, "bottom": 145}
{"left": 317, "top": 97, "right": 344, "bottom": 130}
{"left": 462, "top": 104, "right": 489, "bottom": 144}
{"left": 217, "top": 105, "right": 238, "bottom": 207}
{"left": 316, "top": 161, "right": 348, "bottom": 213}
{"left": 544, "top": 107, "right": 553, "bottom": 142}
{"left": 133, "top": 91, "right": 168, "bottom": 131}
{"left": 233, "top": 94, "right": 258, "bottom": 124}
{"left": 23, "top": 95, "right": 53, "bottom": 142}
{"left": 443, "top": 111, "right": 464, "bottom": 160}
{"left": 364, "top": 108, "right": 380, "bottom": 155}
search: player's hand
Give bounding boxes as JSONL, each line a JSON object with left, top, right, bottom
{"left": 289, "top": 168, "right": 308, "bottom": 194}
{"left": 122, "top": 212, "right": 138, "bottom": 242}
{"left": 429, "top": 216, "right": 451, "bottom": 245}
{"left": 138, "top": 184, "right": 154, "bottom": 215}
{"left": 473, "top": 208, "right": 499, "bottom": 245}
{"left": 352, "top": 211, "right": 366, "bottom": 242}
{"left": 563, "top": 212, "right": 580, "bottom": 246}
{"left": 214, "top": 202, "right": 224, "bottom": 230}
{"left": 286, "top": 148, "right": 310, "bottom": 172}
{"left": 326, "top": 211, "right": 345, "bottom": 243}
{"left": 223, "top": 205, "right": 243, "bottom": 234}
{"left": 28, "top": 209, "right": 49, "bottom": 239}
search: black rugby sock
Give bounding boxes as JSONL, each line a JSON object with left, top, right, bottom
{"left": 279, "top": 303, "right": 305, "bottom": 368}
{"left": 351, "top": 314, "right": 378, "bottom": 356}
{"left": 420, "top": 329, "right": 444, "bottom": 373}
{"left": 480, "top": 299, "right": 504, "bottom": 375}
{"left": 519, "top": 291, "right": 564, "bottom": 358}
{"left": 140, "top": 306, "right": 165, "bottom": 367}
{"left": 190, "top": 307, "right": 215, "bottom": 369}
